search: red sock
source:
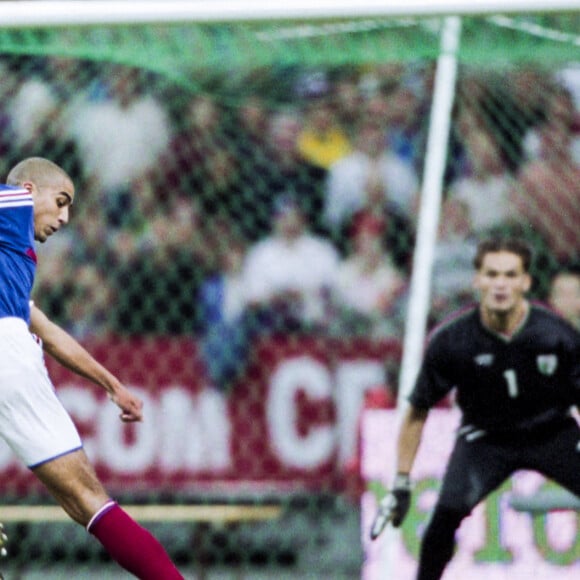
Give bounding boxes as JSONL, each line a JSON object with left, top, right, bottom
{"left": 87, "top": 501, "right": 184, "bottom": 579}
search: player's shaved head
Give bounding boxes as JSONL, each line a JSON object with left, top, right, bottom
{"left": 6, "top": 157, "right": 72, "bottom": 190}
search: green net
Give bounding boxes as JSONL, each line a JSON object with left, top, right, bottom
{"left": 0, "top": 10, "right": 578, "bottom": 578}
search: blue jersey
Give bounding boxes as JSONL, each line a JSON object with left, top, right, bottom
{"left": 0, "top": 185, "right": 36, "bottom": 323}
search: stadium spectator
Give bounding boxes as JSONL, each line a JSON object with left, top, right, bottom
{"left": 191, "top": 147, "right": 253, "bottom": 241}
{"left": 522, "top": 84, "right": 580, "bottom": 164}
{"left": 508, "top": 67, "right": 554, "bottom": 130}
{"left": 67, "top": 64, "right": 171, "bottom": 229}
{"left": 61, "top": 263, "right": 115, "bottom": 340}
{"left": 336, "top": 167, "right": 416, "bottom": 272}
{"left": 510, "top": 88, "right": 580, "bottom": 267}
{"left": 0, "top": 59, "right": 21, "bottom": 179}
{"left": 548, "top": 268, "right": 580, "bottom": 330}
{"left": 333, "top": 72, "right": 364, "bottom": 138}
{"left": 7, "top": 59, "right": 86, "bottom": 194}
{"left": 198, "top": 235, "right": 255, "bottom": 391}
{"left": 297, "top": 95, "right": 352, "bottom": 169}
{"left": 149, "top": 93, "right": 232, "bottom": 211}
{"left": 242, "top": 194, "right": 340, "bottom": 333}
{"left": 323, "top": 118, "right": 419, "bottom": 237}
{"left": 332, "top": 211, "right": 407, "bottom": 338}
{"left": 446, "top": 125, "right": 513, "bottom": 234}
{"left": 382, "top": 73, "right": 429, "bottom": 177}
{"left": 6, "top": 66, "right": 59, "bottom": 152}
{"left": 1, "top": 157, "right": 183, "bottom": 579}
{"left": 233, "top": 94, "right": 272, "bottom": 183}
{"left": 370, "top": 236, "right": 580, "bottom": 580}
{"left": 451, "top": 72, "right": 528, "bottom": 179}
{"left": 110, "top": 196, "right": 206, "bottom": 335}
{"left": 243, "top": 108, "right": 329, "bottom": 239}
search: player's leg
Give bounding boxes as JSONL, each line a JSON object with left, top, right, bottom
{"left": 416, "top": 434, "right": 514, "bottom": 580}
{"left": 0, "top": 331, "right": 183, "bottom": 580}
{"left": 523, "top": 416, "right": 580, "bottom": 497}
{"left": 33, "top": 449, "right": 184, "bottom": 580}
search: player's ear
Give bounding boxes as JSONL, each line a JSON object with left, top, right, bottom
{"left": 522, "top": 273, "right": 532, "bottom": 293}
{"left": 21, "top": 181, "right": 35, "bottom": 194}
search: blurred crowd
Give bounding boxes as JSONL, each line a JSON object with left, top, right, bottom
{"left": 1, "top": 55, "right": 579, "bottom": 373}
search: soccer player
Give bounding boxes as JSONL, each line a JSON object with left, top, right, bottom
{"left": 0, "top": 157, "right": 183, "bottom": 579}
{"left": 370, "top": 236, "right": 580, "bottom": 580}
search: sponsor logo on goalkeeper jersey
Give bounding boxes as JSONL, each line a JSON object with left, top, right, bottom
{"left": 474, "top": 353, "right": 494, "bottom": 366}
{"left": 536, "top": 354, "right": 557, "bottom": 376}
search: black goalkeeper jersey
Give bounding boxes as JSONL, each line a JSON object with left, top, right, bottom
{"left": 410, "top": 303, "right": 580, "bottom": 433}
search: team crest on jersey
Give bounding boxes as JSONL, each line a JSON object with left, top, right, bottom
{"left": 475, "top": 354, "right": 494, "bottom": 366}
{"left": 536, "top": 354, "right": 558, "bottom": 375}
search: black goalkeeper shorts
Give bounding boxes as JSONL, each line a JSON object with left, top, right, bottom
{"left": 436, "top": 416, "right": 580, "bottom": 515}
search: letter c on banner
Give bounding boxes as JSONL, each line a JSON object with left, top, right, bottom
{"left": 267, "top": 356, "right": 334, "bottom": 469}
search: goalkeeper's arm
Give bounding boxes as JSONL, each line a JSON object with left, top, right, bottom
{"left": 370, "top": 405, "right": 429, "bottom": 540}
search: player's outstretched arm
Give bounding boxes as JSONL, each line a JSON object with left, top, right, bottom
{"left": 370, "top": 405, "right": 429, "bottom": 540}
{"left": 29, "top": 304, "right": 143, "bottom": 423}
{"left": 396, "top": 404, "right": 429, "bottom": 474}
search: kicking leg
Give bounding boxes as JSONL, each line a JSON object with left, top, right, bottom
{"left": 33, "top": 449, "right": 183, "bottom": 579}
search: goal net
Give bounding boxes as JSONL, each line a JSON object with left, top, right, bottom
{"left": 0, "top": 5, "right": 578, "bottom": 577}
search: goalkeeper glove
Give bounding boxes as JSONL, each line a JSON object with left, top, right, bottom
{"left": 370, "top": 473, "right": 411, "bottom": 540}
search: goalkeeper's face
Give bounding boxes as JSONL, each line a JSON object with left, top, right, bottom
{"left": 473, "top": 251, "right": 531, "bottom": 316}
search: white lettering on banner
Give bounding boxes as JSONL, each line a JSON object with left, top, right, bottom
{"left": 157, "top": 387, "right": 230, "bottom": 471}
{"left": 61, "top": 384, "right": 231, "bottom": 473}
{"left": 267, "top": 356, "right": 334, "bottom": 469}
{"left": 0, "top": 351, "right": 392, "bottom": 477}
{"left": 334, "top": 361, "right": 386, "bottom": 465}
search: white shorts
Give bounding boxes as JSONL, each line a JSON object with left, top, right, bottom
{"left": 0, "top": 317, "right": 82, "bottom": 468}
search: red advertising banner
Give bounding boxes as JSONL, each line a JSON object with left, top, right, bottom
{"left": 0, "top": 334, "right": 401, "bottom": 496}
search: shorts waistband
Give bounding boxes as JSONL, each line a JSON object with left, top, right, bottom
{"left": 0, "top": 317, "right": 29, "bottom": 335}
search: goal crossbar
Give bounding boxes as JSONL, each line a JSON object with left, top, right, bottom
{"left": 1, "top": 0, "right": 578, "bottom": 28}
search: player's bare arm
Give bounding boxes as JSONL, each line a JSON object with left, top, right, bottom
{"left": 397, "top": 404, "right": 429, "bottom": 475}
{"left": 29, "top": 304, "right": 143, "bottom": 422}
{"left": 370, "top": 405, "right": 428, "bottom": 540}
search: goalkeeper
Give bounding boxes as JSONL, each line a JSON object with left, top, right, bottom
{"left": 370, "top": 236, "right": 580, "bottom": 580}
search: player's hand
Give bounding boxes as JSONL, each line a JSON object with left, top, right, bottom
{"left": 109, "top": 385, "right": 144, "bottom": 423}
{"left": 0, "top": 522, "right": 8, "bottom": 557}
{"left": 370, "top": 473, "right": 411, "bottom": 540}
